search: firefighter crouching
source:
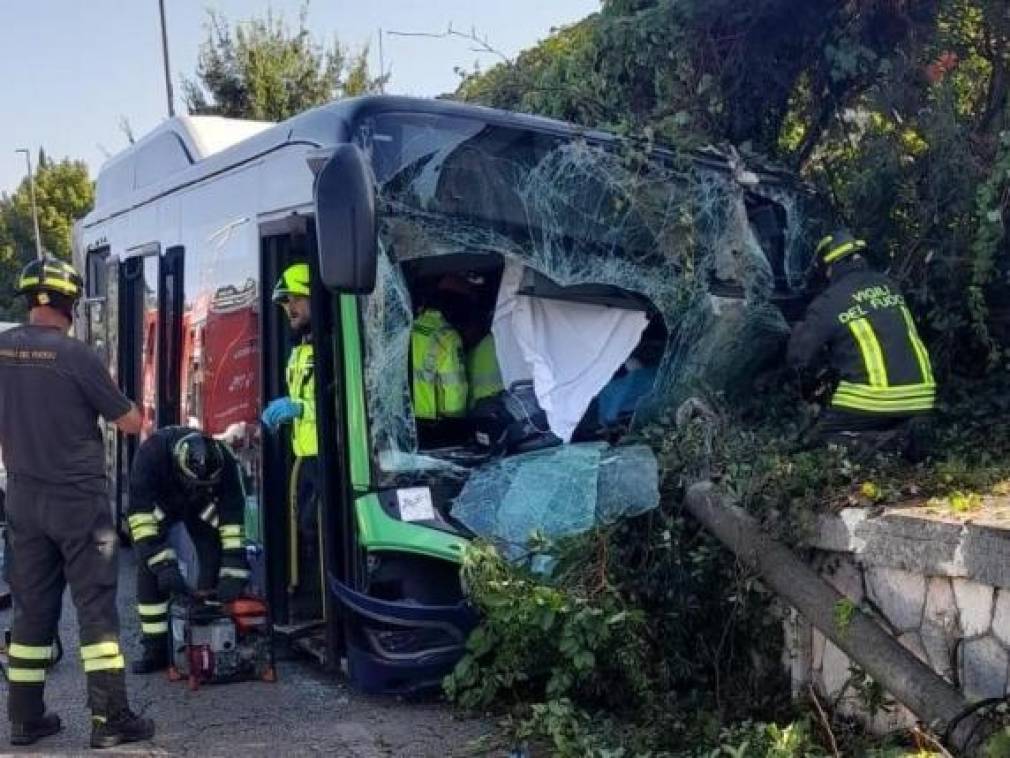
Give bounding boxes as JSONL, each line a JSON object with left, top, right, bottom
{"left": 127, "top": 427, "right": 250, "bottom": 673}
{"left": 0, "top": 258, "right": 155, "bottom": 748}
{"left": 788, "top": 229, "right": 936, "bottom": 453}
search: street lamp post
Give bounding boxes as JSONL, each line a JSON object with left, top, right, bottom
{"left": 159, "top": 0, "right": 175, "bottom": 117}
{"left": 14, "top": 148, "right": 43, "bottom": 260}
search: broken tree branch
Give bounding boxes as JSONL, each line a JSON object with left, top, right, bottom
{"left": 683, "top": 481, "right": 1000, "bottom": 756}
{"left": 385, "top": 24, "right": 511, "bottom": 63}
{"left": 808, "top": 683, "right": 840, "bottom": 758}
{"left": 914, "top": 724, "right": 956, "bottom": 758}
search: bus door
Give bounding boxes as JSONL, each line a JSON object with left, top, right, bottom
{"left": 114, "top": 253, "right": 149, "bottom": 530}
{"left": 158, "top": 246, "right": 184, "bottom": 428}
{"left": 259, "top": 229, "right": 293, "bottom": 627}
{"left": 114, "top": 247, "right": 184, "bottom": 527}
{"left": 121, "top": 249, "right": 159, "bottom": 441}
{"left": 259, "top": 217, "right": 345, "bottom": 668}
{"left": 83, "top": 247, "right": 121, "bottom": 516}
{"left": 121, "top": 246, "right": 184, "bottom": 433}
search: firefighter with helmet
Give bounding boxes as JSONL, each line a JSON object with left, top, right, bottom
{"left": 0, "top": 257, "right": 155, "bottom": 748}
{"left": 787, "top": 229, "right": 936, "bottom": 449}
{"left": 127, "top": 427, "right": 251, "bottom": 673}
{"left": 262, "top": 263, "right": 320, "bottom": 609}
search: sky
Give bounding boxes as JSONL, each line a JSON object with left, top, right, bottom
{"left": 0, "top": 0, "right": 600, "bottom": 195}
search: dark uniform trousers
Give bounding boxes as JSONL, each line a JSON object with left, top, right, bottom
{"left": 135, "top": 516, "right": 222, "bottom": 655}
{"left": 296, "top": 456, "right": 320, "bottom": 538}
{"left": 5, "top": 479, "right": 128, "bottom": 722}
{"left": 289, "top": 456, "right": 322, "bottom": 620}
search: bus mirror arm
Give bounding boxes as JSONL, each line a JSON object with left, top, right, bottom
{"left": 313, "top": 144, "right": 378, "bottom": 295}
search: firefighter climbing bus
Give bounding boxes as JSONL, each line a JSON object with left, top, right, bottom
{"left": 76, "top": 95, "right": 822, "bottom": 694}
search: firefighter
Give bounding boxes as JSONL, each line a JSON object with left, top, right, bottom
{"left": 127, "top": 427, "right": 250, "bottom": 674}
{"left": 787, "top": 229, "right": 936, "bottom": 448}
{"left": 0, "top": 257, "right": 154, "bottom": 748}
{"left": 262, "top": 263, "right": 319, "bottom": 607}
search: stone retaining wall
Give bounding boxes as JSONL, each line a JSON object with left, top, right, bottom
{"left": 784, "top": 506, "right": 1010, "bottom": 732}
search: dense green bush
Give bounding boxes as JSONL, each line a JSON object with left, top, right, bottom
{"left": 446, "top": 374, "right": 1010, "bottom": 755}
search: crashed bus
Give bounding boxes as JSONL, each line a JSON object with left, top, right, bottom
{"left": 76, "top": 95, "right": 825, "bottom": 694}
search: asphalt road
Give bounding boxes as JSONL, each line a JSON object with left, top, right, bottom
{"left": 0, "top": 549, "right": 497, "bottom": 757}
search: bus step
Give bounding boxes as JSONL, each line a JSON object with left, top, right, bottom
{"left": 273, "top": 621, "right": 325, "bottom": 641}
{"left": 290, "top": 631, "right": 327, "bottom": 666}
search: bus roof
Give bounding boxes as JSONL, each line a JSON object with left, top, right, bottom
{"left": 84, "top": 95, "right": 803, "bottom": 229}
{"left": 92, "top": 115, "right": 273, "bottom": 204}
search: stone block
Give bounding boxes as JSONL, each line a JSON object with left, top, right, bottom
{"left": 782, "top": 610, "right": 812, "bottom": 697}
{"left": 924, "top": 577, "right": 959, "bottom": 630}
{"left": 953, "top": 579, "right": 995, "bottom": 637}
{"left": 994, "top": 590, "right": 1010, "bottom": 647}
{"left": 812, "top": 628, "right": 826, "bottom": 674}
{"left": 812, "top": 509, "right": 869, "bottom": 552}
{"left": 821, "top": 639, "right": 853, "bottom": 699}
{"left": 960, "top": 636, "right": 1009, "bottom": 700}
{"left": 867, "top": 566, "right": 926, "bottom": 632}
{"left": 860, "top": 513, "right": 966, "bottom": 576}
{"left": 922, "top": 577, "right": 959, "bottom": 677}
{"left": 962, "top": 524, "right": 1010, "bottom": 589}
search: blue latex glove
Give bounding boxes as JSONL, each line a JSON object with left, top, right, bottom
{"left": 261, "top": 397, "right": 302, "bottom": 430}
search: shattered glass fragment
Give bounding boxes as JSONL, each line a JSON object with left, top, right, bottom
{"left": 597, "top": 444, "right": 660, "bottom": 524}
{"left": 451, "top": 442, "right": 659, "bottom": 565}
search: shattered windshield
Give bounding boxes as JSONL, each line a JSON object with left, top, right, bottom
{"left": 355, "top": 111, "right": 824, "bottom": 485}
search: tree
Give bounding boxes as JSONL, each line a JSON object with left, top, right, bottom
{"left": 0, "top": 155, "right": 93, "bottom": 320}
{"left": 456, "top": 0, "right": 1010, "bottom": 375}
{"left": 182, "top": 4, "right": 387, "bottom": 121}
{"left": 456, "top": 0, "right": 934, "bottom": 156}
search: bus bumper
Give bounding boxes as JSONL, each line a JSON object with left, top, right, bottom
{"left": 329, "top": 576, "right": 478, "bottom": 696}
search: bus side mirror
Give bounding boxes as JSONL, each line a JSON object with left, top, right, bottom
{"left": 313, "top": 144, "right": 377, "bottom": 294}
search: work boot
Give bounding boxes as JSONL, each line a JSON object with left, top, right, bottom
{"left": 130, "top": 646, "right": 168, "bottom": 674}
{"left": 90, "top": 709, "right": 155, "bottom": 749}
{"left": 10, "top": 712, "right": 61, "bottom": 746}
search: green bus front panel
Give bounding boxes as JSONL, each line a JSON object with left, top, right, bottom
{"left": 354, "top": 493, "right": 466, "bottom": 564}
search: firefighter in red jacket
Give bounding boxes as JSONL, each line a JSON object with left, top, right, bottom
{"left": 127, "top": 427, "right": 250, "bottom": 673}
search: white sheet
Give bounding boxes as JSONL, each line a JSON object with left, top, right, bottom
{"left": 492, "top": 262, "right": 648, "bottom": 442}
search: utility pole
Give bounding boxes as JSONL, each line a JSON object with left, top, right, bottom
{"left": 158, "top": 0, "right": 175, "bottom": 117}
{"left": 15, "top": 148, "right": 43, "bottom": 260}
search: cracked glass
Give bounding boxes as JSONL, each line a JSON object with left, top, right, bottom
{"left": 354, "top": 112, "right": 826, "bottom": 495}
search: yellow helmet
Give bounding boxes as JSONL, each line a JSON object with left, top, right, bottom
{"left": 16, "top": 257, "right": 84, "bottom": 304}
{"left": 272, "top": 263, "right": 311, "bottom": 303}
{"left": 815, "top": 228, "right": 867, "bottom": 267}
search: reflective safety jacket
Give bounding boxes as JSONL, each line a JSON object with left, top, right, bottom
{"left": 787, "top": 259, "right": 935, "bottom": 416}
{"left": 287, "top": 343, "right": 317, "bottom": 458}
{"left": 127, "top": 426, "right": 249, "bottom": 583}
{"left": 466, "top": 333, "right": 504, "bottom": 409}
{"left": 411, "top": 308, "right": 468, "bottom": 420}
